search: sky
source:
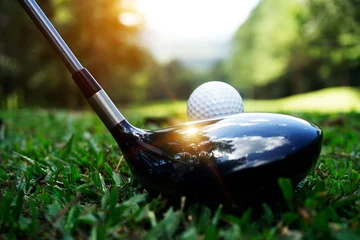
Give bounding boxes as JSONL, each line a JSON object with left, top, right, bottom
{"left": 133, "top": 0, "right": 260, "bottom": 61}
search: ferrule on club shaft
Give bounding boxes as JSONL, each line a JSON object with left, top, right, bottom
{"left": 88, "top": 90, "right": 126, "bottom": 130}
{"left": 18, "top": 0, "right": 82, "bottom": 74}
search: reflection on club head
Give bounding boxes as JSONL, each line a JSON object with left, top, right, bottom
{"left": 111, "top": 113, "right": 322, "bottom": 206}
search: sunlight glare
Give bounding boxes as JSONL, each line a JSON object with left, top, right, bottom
{"left": 185, "top": 127, "right": 199, "bottom": 136}
{"left": 118, "top": 0, "right": 144, "bottom": 26}
{"left": 135, "top": 0, "right": 259, "bottom": 41}
{"left": 119, "top": 12, "right": 144, "bottom": 26}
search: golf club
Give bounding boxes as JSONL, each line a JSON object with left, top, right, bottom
{"left": 18, "top": 0, "right": 322, "bottom": 206}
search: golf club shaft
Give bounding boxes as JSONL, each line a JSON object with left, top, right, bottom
{"left": 19, "top": 0, "right": 81, "bottom": 74}
{"left": 19, "top": 0, "right": 125, "bottom": 130}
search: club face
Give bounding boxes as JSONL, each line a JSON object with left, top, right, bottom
{"left": 111, "top": 113, "right": 322, "bottom": 205}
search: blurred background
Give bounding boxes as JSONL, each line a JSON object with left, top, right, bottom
{"left": 1, "top": 0, "right": 360, "bottom": 113}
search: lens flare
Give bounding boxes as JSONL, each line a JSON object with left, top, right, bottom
{"left": 185, "top": 127, "right": 199, "bottom": 136}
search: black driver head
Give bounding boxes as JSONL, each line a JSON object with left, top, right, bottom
{"left": 111, "top": 113, "right": 322, "bottom": 206}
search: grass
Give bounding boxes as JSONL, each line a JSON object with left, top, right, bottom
{"left": 246, "top": 87, "right": 360, "bottom": 113}
{"left": 1, "top": 93, "right": 360, "bottom": 239}
{"left": 122, "top": 87, "right": 360, "bottom": 121}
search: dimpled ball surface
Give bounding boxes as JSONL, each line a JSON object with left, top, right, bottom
{"left": 187, "top": 81, "right": 244, "bottom": 120}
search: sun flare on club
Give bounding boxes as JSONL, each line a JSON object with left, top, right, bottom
{"left": 185, "top": 127, "right": 199, "bottom": 136}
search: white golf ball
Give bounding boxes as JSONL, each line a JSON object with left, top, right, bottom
{"left": 187, "top": 81, "right": 244, "bottom": 120}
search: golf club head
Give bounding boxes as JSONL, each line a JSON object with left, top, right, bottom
{"left": 111, "top": 113, "right": 322, "bottom": 206}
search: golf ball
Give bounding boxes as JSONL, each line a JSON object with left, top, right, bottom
{"left": 187, "top": 81, "right": 244, "bottom": 120}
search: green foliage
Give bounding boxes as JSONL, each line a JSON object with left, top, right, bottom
{"left": 0, "top": 108, "right": 360, "bottom": 239}
{"left": 229, "top": 0, "right": 305, "bottom": 88}
{"left": 146, "top": 60, "right": 201, "bottom": 101}
{"left": 0, "top": 1, "right": 218, "bottom": 108}
{"left": 3, "top": 0, "right": 360, "bottom": 107}
{"left": 304, "top": 0, "right": 360, "bottom": 84}
{"left": 0, "top": 0, "right": 148, "bottom": 108}
{"left": 229, "top": 0, "right": 360, "bottom": 97}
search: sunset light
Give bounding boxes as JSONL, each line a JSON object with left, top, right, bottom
{"left": 134, "top": 0, "right": 259, "bottom": 41}
{"left": 118, "top": 0, "right": 144, "bottom": 26}
{"left": 119, "top": 12, "right": 144, "bottom": 26}
{"left": 126, "top": 0, "right": 260, "bottom": 61}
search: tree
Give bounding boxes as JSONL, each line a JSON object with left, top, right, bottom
{"left": 227, "top": 0, "right": 360, "bottom": 99}
{"left": 228, "top": 0, "right": 306, "bottom": 95}
{"left": 0, "top": 0, "right": 149, "bottom": 108}
{"left": 304, "top": 0, "right": 360, "bottom": 87}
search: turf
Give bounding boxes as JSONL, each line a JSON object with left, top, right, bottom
{"left": 0, "top": 107, "right": 360, "bottom": 239}
{"left": 122, "top": 87, "right": 360, "bottom": 121}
